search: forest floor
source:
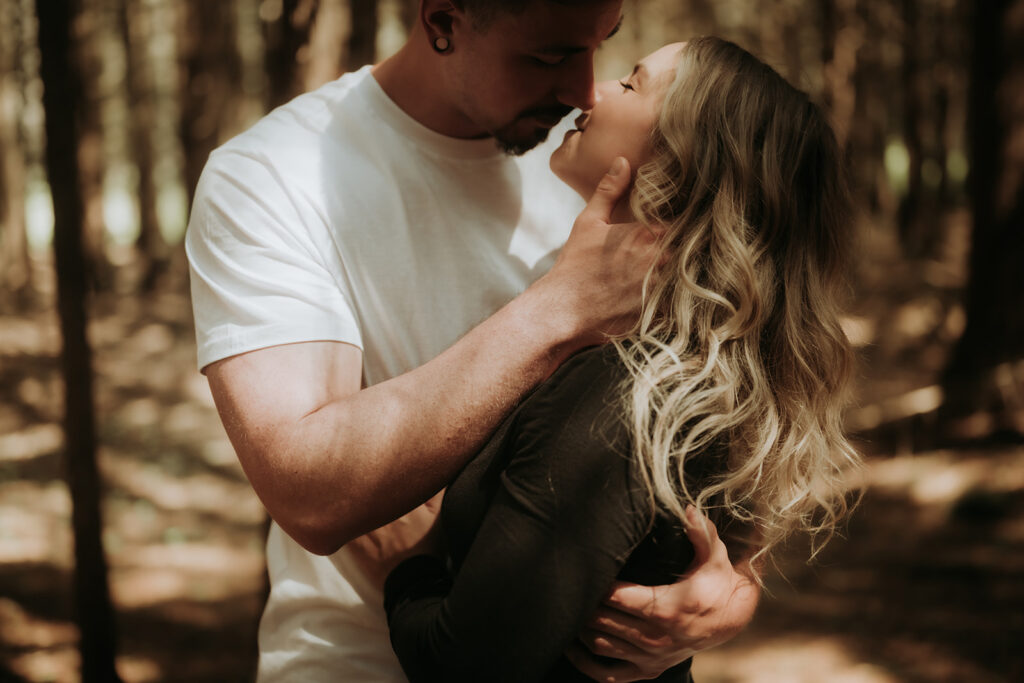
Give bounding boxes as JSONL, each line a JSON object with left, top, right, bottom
{"left": 1, "top": 215, "right": 1022, "bottom": 682}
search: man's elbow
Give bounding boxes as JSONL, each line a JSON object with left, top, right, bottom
{"left": 259, "top": 488, "right": 365, "bottom": 556}
{"left": 275, "top": 510, "right": 358, "bottom": 556}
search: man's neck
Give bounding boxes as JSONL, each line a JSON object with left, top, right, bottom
{"left": 371, "top": 28, "right": 490, "bottom": 141}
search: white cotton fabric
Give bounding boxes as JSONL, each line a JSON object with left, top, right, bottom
{"left": 186, "top": 66, "right": 583, "bottom": 681}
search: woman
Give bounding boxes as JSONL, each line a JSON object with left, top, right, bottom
{"left": 382, "top": 37, "right": 860, "bottom": 682}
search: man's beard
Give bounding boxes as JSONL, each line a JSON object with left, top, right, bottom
{"left": 492, "top": 105, "right": 574, "bottom": 156}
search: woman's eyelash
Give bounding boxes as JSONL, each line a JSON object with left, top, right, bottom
{"left": 619, "top": 80, "right": 634, "bottom": 92}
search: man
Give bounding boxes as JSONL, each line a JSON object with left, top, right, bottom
{"left": 186, "top": 1, "right": 759, "bottom": 680}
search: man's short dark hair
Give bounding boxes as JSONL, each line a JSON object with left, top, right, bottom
{"left": 456, "top": 0, "right": 602, "bottom": 28}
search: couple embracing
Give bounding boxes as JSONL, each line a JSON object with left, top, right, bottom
{"left": 187, "top": 1, "right": 858, "bottom": 681}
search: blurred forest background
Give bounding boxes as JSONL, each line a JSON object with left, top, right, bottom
{"left": 1, "top": 0, "right": 1022, "bottom": 681}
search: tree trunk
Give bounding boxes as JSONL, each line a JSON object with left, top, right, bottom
{"left": 0, "top": 0, "right": 32, "bottom": 306}
{"left": 941, "top": 0, "right": 1024, "bottom": 439}
{"left": 898, "top": 0, "right": 925, "bottom": 257}
{"left": 263, "top": 0, "right": 316, "bottom": 109}
{"left": 119, "top": 0, "right": 166, "bottom": 291}
{"left": 347, "top": 0, "right": 377, "bottom": 70}
{"left": 74, "top": 0, "right": 115, "bottom": 291}
{"left": 34, "top": 0, "right": 121, "bottom": 680}
{"left": 178, "top": 0, "right": 243, "bottom": 208}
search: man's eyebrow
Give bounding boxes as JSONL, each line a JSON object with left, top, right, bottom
{"left": 535, "top": 15, "right": 624, "bottom": 55}
{"left": 607, "top": 15, "right": 624, "bottom": 40}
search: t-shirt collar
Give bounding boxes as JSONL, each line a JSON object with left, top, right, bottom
{"left": 356, "top": 66, "right": 507, "bottom": 161}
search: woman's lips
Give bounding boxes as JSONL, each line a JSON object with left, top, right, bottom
{"left": 574, "top": 112, "right": 589, "bottom": 131}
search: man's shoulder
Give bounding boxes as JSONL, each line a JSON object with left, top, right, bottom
{"left": 212, "top": 67, "right": 377, "bottom": 167}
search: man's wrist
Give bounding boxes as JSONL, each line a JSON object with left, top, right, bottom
{"left": 514, "top": 275, "right": 590, "bottom": 368}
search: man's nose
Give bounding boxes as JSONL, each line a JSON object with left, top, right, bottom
{"left": 556, "top": 53, "right": 597, "bottom": 111}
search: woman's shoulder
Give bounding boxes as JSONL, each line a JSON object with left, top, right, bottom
{"left": 511, "top": 344, "right": 633, "bottom": 472}
{"left": 526, "top": 344, "right": 628, "bottom": 413}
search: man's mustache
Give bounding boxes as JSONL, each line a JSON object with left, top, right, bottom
{"left": 517, "top": 105, "right": 575, "bottom": 122}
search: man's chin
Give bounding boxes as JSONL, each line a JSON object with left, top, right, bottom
{"left": 493, "top": 124, "right": 554, "bottom": 156}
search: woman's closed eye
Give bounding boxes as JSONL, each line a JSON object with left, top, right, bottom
{"left": 619, "top": 80, "right": 635, "bottom": 92}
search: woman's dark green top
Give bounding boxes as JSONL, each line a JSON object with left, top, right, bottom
{"left": 383, "top": 345, "right": 698, "bottom": 682}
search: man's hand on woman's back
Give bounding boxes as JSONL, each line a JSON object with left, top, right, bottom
{"left": 566, "top": 506, "right": 761, "bottom": 682}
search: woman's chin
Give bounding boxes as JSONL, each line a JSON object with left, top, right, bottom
{"left": 549, "top": 151, "right": 589, "bottom": 200}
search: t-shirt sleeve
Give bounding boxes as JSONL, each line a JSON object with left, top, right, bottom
{"left": 383, "top": 352, "right": 650, "bottom": 682}
{"left": 185, "top": 148, "right": 362, "bottom": 371}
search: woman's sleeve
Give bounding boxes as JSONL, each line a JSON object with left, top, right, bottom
{"left": 383, "top": 355, "right": 649, "bottom": 682}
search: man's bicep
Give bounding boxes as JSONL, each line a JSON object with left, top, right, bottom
{"left": 205, "top": 340, "right": 363, "bottom": 467}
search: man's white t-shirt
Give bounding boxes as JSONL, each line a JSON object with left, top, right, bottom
{"left": 186, "top": 66, "right": 584, "bottom": 681}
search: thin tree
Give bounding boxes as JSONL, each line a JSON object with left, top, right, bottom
{"left": 941, "top": 0, "right": 1024, "bottom": 438}
{"left": 347, "top": 0, "right": 378, "bottom": 70}
{"left": 34, "top": 0, "right": 121, "bottom": 679}
{"left": 119, "top": 0, "right": 166, "bottom": 291}
{"left": 0, "top": 0, "right": 32, "bottom": 305}
{"left": 264, "top": 0, "right": 316, "bottom": 109}
{"left": 178, "top": 0, "right": 243, "bottom": 207}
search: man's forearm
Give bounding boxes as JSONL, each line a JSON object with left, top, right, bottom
{"left": 208, "top": 158, "right": 649, "bottom": 555}
{"left": 213, "top": 282, "right": 584, "bottom": 555}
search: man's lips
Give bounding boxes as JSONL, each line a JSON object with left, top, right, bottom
{"left": 574, "top": 112, "right": 589, "bottom": 131}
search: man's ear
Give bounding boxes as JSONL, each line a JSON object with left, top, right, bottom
{"left": 420, "top": 0, "right": 462, "bottom": 46}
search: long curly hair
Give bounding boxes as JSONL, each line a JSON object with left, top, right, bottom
{"left": 614, "top": 37, "right": 861, "bottom": 570}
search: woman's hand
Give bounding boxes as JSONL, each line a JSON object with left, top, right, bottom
{"left": 565, "top": 506, "right": 761, "bottom": 682}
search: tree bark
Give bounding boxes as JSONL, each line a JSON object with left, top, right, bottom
{"left": 941, "top": 0, "right": 1024, "bottom": 438}
{"left": 347, "top": 0, "right": 377, "bottom": 70}
{"left": 73, "top": 0, "right": 115, "bottom": 290}
{"left": 34, "top": 0, "right": 121, "bottom": 680}
{"left": 0, "top": 0, "right": 32, "bottom": 306}
{"left": 898, "top": 0, "right": 925, "bottom": 257}
{"left": 118, "top": 0, "right": 166, "bottom": 291}
{"left": 177, "top": 0, "right": 243, "bottom": 208}
{"left": 263, "top": 0, "right": 316, "bottom": 109}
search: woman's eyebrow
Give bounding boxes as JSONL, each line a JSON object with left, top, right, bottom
{"left": 631, "top": 63, "right": 650, "bottom": 85}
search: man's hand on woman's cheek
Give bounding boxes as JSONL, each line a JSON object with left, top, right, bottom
{"left": 565, "top": 506, "right": 761, "bottom": 682}
{"left": 531, "top": 157, "right": 662, "bottom": 347}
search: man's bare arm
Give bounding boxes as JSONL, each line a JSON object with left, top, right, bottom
{"left": 206, "top": 157, "right": 655, "bottom": 556}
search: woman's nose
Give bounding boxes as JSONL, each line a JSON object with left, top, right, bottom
{"left": 593, "top": 80, "right": 618, "bottom": 104}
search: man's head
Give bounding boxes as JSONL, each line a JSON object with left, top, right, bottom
{"left": 420, "top": 0, "right": 624, "bottom": 154}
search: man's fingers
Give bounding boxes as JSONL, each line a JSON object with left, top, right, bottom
{"left": 587, "top": 606, "right": 673, "bottom": 652}
{"left": 602, "top": 580, "right": 662, "bottom": 619}
{"left": 564, "top": 641, "right": 645, "bottom": 683}
{"left": 578, "top": 627, "right": 650, "bottom": 660}
{"left": 580, "top": 156, "right": 631, "bottom": 224}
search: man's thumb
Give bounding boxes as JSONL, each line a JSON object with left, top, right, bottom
{"left": 684, "top": 504, "right": 715, "bottom": 567}
{"left": 584, "top": 156, "right": 631, "bottom": 220}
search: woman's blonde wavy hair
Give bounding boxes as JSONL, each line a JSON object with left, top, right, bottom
{"left": 614, "top": 37, "right": 860, "bottom": 570}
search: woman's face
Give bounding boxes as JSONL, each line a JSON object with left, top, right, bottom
{"left": 550, "top": 42, "right": 685, "bottom": 199}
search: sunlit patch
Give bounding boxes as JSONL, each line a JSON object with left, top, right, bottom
{"left": 839, "top": 315, "right": 875, "bottom": 347}
{"left": 99, "top": 449, "right": 263, "bottom": 521}
{"left": 863, "top": 448, "right": 1024, "bottom": 507}
{"left": 0, "top": 423, "right": 62, "bottom": 462}
{"left": 892, "top": 299, "right": 942, "bottom": 341}
{"left": 846, "top": 385, "right": 943, "bottom": 431}
{"left": 117, "top": 655, "right": 162, "bottom": 683}
{"left": 693, "top": 635, "right": 900, "bottom": 682}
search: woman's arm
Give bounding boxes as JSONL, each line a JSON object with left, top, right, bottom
{"left": 383, "top": 352, "right": 654, "bottom": 682}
